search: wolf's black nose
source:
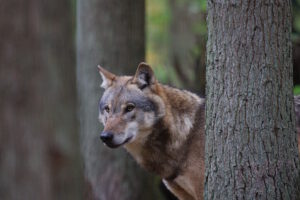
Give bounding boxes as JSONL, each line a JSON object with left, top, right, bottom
{"left": 100, "top": 131, "right": 114, "bottom": 142}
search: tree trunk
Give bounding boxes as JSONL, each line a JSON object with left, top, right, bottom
{"left": 0, "top": 0, "right": 82, "bottom": 199}
{"left": 38, "top": 1, "right": 83, "bottom": 199}
{"left": 205, "top": 0, "right": 300, "bottom": 199}
{"left": 76, "top": 1, "right": 163, "bottom": 199}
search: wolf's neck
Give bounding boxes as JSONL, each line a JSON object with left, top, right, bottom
{"left": 159, "top": 84, "right": 204, "bottom": 142}
{"left": 125, "top": 119, "right": 186, "bottom": 178}
{"left": 125, "top": 85, "right": 205, "bottom": 178}
{"left": 160, "top": 84, "right": 204, "bottom": 112}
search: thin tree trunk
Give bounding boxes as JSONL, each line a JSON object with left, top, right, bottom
{"left": 39, "top": 1, "right": 83, "bottom": 199}
{"left": 205, "top": 0, "right": 300, "bottom": 199}
{"left": 76, "top": 1, "right": 162, "bottom": 199}
{"left": 169, "top": 0, "right": 206, "bottom": 94}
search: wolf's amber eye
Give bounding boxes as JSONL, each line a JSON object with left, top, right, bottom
{"left": 104, "top": 105, "right": 110, "bottom": 113}
{"left": 125, "top": 104, "right": 135, "bottom": 113}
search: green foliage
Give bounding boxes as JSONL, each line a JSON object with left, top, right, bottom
{"left": 146, "top": 0, "right": 207, "bottom": 85}
{"left": 295, "top": 85, "right": 300, "bottom": 95}
{"left": 194, "top": 0, "right": 207, "bottom": 11}
{"left": 292, "top": 0, "right": 300, "bottom": 41}
{"left": 146, "top": 0, "right": 170, "bottom": 71}
{"left": 152, "top": 64, "right": 170, "bottom": 84}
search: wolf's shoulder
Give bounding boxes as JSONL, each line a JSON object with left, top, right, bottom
{"left": 159, "top": 83, "right": 205, "bottom": 106}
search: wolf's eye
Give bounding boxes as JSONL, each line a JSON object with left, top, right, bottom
{"left": 125, "top": 104, "right": 135, "bottom": 113}
{"left": 104, "top": 105, "right": 110, "bottom": 113}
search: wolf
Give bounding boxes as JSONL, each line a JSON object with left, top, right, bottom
{"left": 98, "top": 62, "right": 205, "bottom": 200}
{"left": 98, "top": 62, "right": 300, "bottom": 200}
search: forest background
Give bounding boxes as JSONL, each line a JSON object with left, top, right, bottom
{"left": 0, "top": 0, "right": 299, "bottom": 200}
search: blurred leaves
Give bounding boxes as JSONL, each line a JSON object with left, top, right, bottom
{"left": 146, "top": 0, "right": 207, "bottom": 93}
{"left": 293, "top": 0, "right": 300, "bottom": 41}
{"left": 295, "top": 85, "right": 300, "bottom": 95}
{"left": 146, "top": 0, "right": 170, "bottom": 70}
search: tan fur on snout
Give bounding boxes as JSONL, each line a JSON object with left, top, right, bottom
{"left": 103, "top": 116, "right": 125, "bottom": 134}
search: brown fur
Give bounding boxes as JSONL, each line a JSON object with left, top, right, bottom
{"left": 124, "top": 84, "right": 206, "bottom": 199}
{"left": 98, "top": 63, "right": 300, "bottom": 200}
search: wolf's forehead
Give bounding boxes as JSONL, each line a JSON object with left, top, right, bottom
{"left": 100, "top": 85, "right": 138, "bottom": 107}
{"left": 100, "top": 86, "right": 156, "bottom": 112}
{"left": 102, "top": 86, "right": 139, "bottom": 101}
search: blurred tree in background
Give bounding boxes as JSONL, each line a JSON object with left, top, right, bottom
{"left": 146, "top": 0, "right": 207, "bottom": 95}
{"left": 293, "top": 0, "right": 300, "bottom": 94}
{"left": 147, "top": 0, "right": 299, "bottom": 95}
{"left": 0, "top": 0, "right": 83, "bottom": 199}
{"left": 76, "top": 0, "right": 163, "bottom": 199}
{"left": 169, "top": 0, "right": 206, "bottom": 94}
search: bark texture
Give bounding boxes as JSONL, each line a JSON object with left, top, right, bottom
{"left": 76, "top": 0, "right": 162, "bottom": 199}
{"left": 205, "top": 0, "right": 300, "bottom": 199}
{"left": 0, "top": 0, "right": 82, "bottom": 200}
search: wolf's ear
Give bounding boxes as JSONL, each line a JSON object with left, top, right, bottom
{"left": 97, "top": 65, "right": 116, "bottom": 89}
{"left": 133, "top": 62, "right": 156, "bottom": 89}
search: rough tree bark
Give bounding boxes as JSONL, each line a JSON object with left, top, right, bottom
{"left": 76, "top": 0, "right": 162, "bottom": 199}
{"left": 0, "top": 0, "right": 82, "bottom": 200}
{"left": 205, "top": 0, "right": 300, "bottom": 199}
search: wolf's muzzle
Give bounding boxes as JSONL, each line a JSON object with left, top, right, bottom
{"left": 100, "top": 131, "right": 114, "bottom": 144}
{"left": 100, "top": 131, "right": 132, "bottom": 148}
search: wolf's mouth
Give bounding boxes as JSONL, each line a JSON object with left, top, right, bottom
{"left": 123, "top": 135, "right": 133, "bottom": 144}
{"left": 104, "top": 135, "right": 133, "bottom": 148}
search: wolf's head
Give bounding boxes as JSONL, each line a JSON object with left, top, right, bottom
{"left": 98, "top": 62, "right": 165, "bottom": 148}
